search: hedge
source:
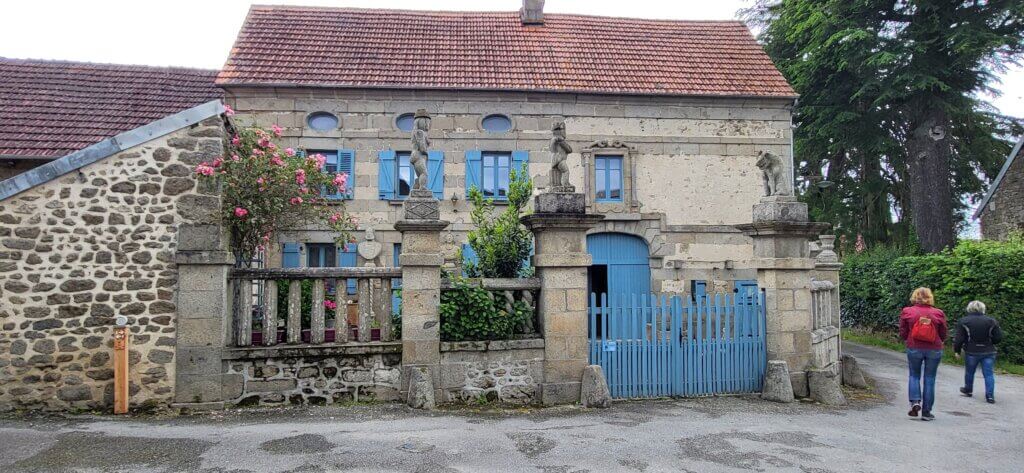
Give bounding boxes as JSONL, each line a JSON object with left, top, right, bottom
{"left": 840, "top": 237, "right": 1024, "bottom": 364}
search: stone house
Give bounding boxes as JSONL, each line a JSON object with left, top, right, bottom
{"left": 0, "top": 58, "right": 223, "bottom": 182}
{"left": 218, "top": 4, "right": 799, "bottom": 301}
{"left": 975, "top": 138, "right": 1024, "bottom": 240}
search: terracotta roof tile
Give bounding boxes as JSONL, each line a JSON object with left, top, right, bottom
{"left": 0, "top": 58, "right": 223, "bottom": 158}
{"left": 216, "top": 6, "right": 796, "bottom": 98}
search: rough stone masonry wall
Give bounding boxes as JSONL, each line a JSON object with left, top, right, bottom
{"left": 223, "top": 347, "right": 402, "bottom": 406}
{"left": 439, "top": 339, "right": 545, "bottom": 405}
{"left": 0, "top": 118, "right": 225, "bottom": 411}
{"left": 981, "top": 148, "right": 1024, "bottom": 241}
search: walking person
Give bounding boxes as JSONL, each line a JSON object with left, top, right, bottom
{"left": 899, "top": 287, "right": 948, "bottom": 421}
{"left": 954, "top": 300, "right": 1003, "bottom": 404}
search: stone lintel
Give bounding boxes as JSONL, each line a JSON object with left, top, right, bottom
{"left": 533, "top": 253, "right": 593, "bottom": 268}
{"left": 174, "top": 250, "right": 234, "bottom": 266}
{"left": 394, "top": 219, "right": 450, "bottom": 233}
{"left": 736, "top": 221, "right": 831, "bottom": 238}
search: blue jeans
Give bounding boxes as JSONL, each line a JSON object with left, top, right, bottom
{"left": 907, "top": 348, "right": 942, "bottom": 412}
{"left": 964, "top": 353, "right": 996, "bottom": 399}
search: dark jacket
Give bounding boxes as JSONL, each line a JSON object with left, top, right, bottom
{"left": 953, "top": 312, "right": 1003, "bottom": 355}
{"left": 899, "top": 304, "right": 948, "bottom": 350}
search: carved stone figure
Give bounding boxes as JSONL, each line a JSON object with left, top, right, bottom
{"left": 756, "top": 150, "right": 792, "bottom": 197}
{"left": 549, "top": 120, "right": 573, "bottom": 191}
{"left": 410, "top": 109, "right": 431, "bottom": 191}
{"left": 357, "top": 228, "right": 382, "bottom": 266}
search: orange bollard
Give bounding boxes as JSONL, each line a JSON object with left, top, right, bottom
{"left": 113, "top": 316, "right": 130, "bottom": 414}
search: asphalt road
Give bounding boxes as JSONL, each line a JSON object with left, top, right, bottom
{"left": 1, "top": 342, "right": 1020, "bottom": 472}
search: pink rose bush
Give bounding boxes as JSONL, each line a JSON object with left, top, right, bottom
{"left": 193, "top": 124, "right": 355, "bottom": 264}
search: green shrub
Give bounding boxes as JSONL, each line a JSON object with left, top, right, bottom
{"left": 463, "top": 164, "right": 533, "bottom": 278}
{"left": 841, "top": 236, "right": 1024, "bottom": 363}
{"left": 440, "top": 277, "right": 533, "bottom": 341}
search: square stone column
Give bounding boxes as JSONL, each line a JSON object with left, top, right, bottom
{"left": 173, "top": 223, "right": 235, "bottom": 409}
{"left": 395, "top": 190, "right": 449, "bottom": 402}
{"left": 522, "top": 192, "right": 604, "bottom": 405}
{"left": 737, "top": 196, "right": 829, "bottom": 397}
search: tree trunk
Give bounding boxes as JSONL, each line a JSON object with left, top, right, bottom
{"left": 905, "top": 109, "right": 956, "bottom": 253}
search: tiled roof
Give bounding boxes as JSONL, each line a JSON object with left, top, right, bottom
{"left": 216, "top": 6, "right": 796, "bottom": 98}
{"left": 0, "top": 57, "right": 223, "bottom": 158}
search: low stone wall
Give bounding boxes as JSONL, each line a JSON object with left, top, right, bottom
{"left": 222, "top": 344, "right": 402, "bottom": 406}
{"left": 439, "top": 339, "right": 544, "bottom": 405}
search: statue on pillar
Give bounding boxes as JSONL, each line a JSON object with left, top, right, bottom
{"left": 756, "top": 150, "right": 793, "bottom": 197}
{"left": 410, "top": 109, "right": 431, "bottom": 192}
{"left": 549, "top": 120, "right": 573, "bottom": 192}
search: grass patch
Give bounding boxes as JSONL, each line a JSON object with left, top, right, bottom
{"left": 842, "top": 328, "right": 1024, "bottom": 376}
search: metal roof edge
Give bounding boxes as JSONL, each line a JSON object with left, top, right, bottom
{"left": 973, "top": 137, "right": 1024, "bottom": 220}
{"left": 0, "top": 100, "right": 224, "bottom": 202}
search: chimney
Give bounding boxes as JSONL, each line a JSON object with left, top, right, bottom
{"left": 521, "top": 0, "right": 545, "bottom": 25}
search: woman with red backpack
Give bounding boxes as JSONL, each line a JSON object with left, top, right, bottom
{"left": 898, "top": 287, "right": 948, "bottom": 421}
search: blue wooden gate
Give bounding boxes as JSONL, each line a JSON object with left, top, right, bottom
{"left": 588, "top": 291, "right": 767, "bottom": 398}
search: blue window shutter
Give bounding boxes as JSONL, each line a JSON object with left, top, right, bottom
{"left": 461, "top": 243, "right": 479, "bottom": 266}
{"left": 427, "top": 151, "right": 445, "bottom": 199}
{"left": 337, "top": 149, "right": 355, "bottom": 199}
{"left": 296, "top": 149, "right": 307, "bottom": 159}
{"left": 465, "top": 150, "right": 482, "bottom": 196}
{"left": 378, "top": 150, "right": 397, "bottom": 200}
{"left": 691, "top": 280, "right": 707, "bottom": 301}
{"left": 511, "top": 150, "right": 529, "bottom": 178}
{"left": 282, "top": 243, "right": 301, "bottom": 268}
{"left": 338, "top": 245, "right": 358, "bottom": 295}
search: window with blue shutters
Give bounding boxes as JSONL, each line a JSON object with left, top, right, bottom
{"left": 465, "top": 150, "right": 527, "bottom": 201}
{"left": 304, "top": 243, "right": 357, "bottom": 295}
{"left": 379, "top": 150, "right": 444, "bottom": 200}
{"left": 306, "top": 149, "right": 355, "bottom": 200}
{"left": 282, "top": 243, "right": 301, "bottom": 268}
{"left": 595, "top": 155, "right": 623, "bottom": 202}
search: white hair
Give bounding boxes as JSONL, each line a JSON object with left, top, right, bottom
{"left": 966, "top": 300, "right": 987, "bottom": 314}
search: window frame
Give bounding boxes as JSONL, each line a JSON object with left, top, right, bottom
{"left": 480, "top": 151, "right": 513, "bottom": 201}
{"left": 595, "top": 155, "right": 624, "bottom": 203}
{"left": 395, "top": 151, "right": 415, "bottom": 200}
{"left": 581, "top": 140, "right": 639, "bottom": 213}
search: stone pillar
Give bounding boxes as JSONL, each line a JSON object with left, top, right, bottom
{"left": 396, "top": 189, "right": 449, "bottom": 403}
{"left": 173, "top": 223, "right": 235, "bottom": 409}
{"left": 522, "top": 191, "right": 603, "bottom": 405}
{"left": 737, "top": 196, "right": 829, "bottom": 397}
{"left": 813, "top": 235, "right": 843, "bottom": 374}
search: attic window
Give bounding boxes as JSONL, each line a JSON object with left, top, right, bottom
{"left": 396, "top": 113, "right": 415, "bottom": 132}
{"left": 482, "top": 114, "right": 512, "bottom": 133}
{"left": 307, "top": 112, "right": 339, "bottom": 131}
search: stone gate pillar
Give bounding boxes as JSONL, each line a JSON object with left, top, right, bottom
{"left": 395, "top": 189, "right": 449, "bottom": 405}
{"left": 522, "top": 191, "right": 603, "bottom": 405}
{"left": 173, "top": 223, "right": 234, "bottom": 409}
{"left": 737, "top": 196, "right": 829, "bottom": 396}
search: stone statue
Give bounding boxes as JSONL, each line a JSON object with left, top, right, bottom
{"left": 756, "top": 150, "right": 792, "bottom": 197}
{"left": 549, "top": 120, "right": 573, "bottom": 191}
{"left": 357, "top": 228, "right": 382, "bottom": 266}
{"left": 410, "top": 109, "right": 431, "bottom": 191}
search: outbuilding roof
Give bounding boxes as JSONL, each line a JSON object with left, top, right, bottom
{"left": 0, "top": 57, "right": 223, "bottom": 159}
{"left": 216, "top": 6, "right": 797, "bottom": 99}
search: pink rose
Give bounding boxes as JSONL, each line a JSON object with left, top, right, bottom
{"left": 270, "top": 156, "right": 284, "bottom": 166}
{"left": 212, "top": 157, "right": 224, "bottom": 168}
{"left": 223, "top": 104, "right": 235, "bottom": 116}
{"left": 323, "top": 300, "right": 337, "bottom": 310}
{"left": 258, "top": 137, "right": 271, "bottom": 148}
{"left": 231, "top": 154, "right": 240, "bottom": 161}
{"left": 195, "top": 164, "right": 215, "bottom": 176}
{"left": 328, "top": 213, "right": 341, "bottom": 223}
{"left": 234, "top": 207, "right": 249, "bottom": 218}
{"left": 295, "top": 169, "right": 307, "bottom": 185}
{"left": 231, "top": 135, "right": 241, "bottom": 146}
{"left": 332, "top": 173, "right": 348, "bottom": 194}
{"left": 271, "top": 124, "right": 283, "bottom": 136}
{"left": 307, "top": 153, "right": 327, "bottom": 169}
{"left": 290, "top": 197, "right": 304, "bottom": 205}
{"left": 284, "top": 147, "right": 296, "bottom": 157}
{"left": 252, "top": 148, "right": 264, "bottom": 156}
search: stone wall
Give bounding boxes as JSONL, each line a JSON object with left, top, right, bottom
{"left": 226, "top": 88, "right": 792, "bottom": 292}
{"left": 439, "top": 339, "right": 544, "bottom": 405}
{"left": 980, "top": 147, "right": 1024, "bottom": 241}
{"left": 0, "top": 117, "right": 225, "bottom": 411}
{"left": 223, "top": 345, "right": 402, "bottom": 406}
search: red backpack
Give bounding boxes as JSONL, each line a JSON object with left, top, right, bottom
{"left": 910, "top": 316, "right": 940, "bottom": 344}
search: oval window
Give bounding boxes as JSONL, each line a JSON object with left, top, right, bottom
{"left": 395, "top": 113, "right": 415, "bottom": 132}
{"left": 307, "top": 112, "right": 339, "bottom": 131}
{"left": 482, "top": 114, "right": 512, "bottom": 133}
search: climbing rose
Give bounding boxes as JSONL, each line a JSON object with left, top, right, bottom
{"left": 223, "top": 104, "right": 235, "bottom": 116}
{"left": 329, "top": 213, "right": 342, "bottom": 223}
{"left": 234, "top": 207, "right": 249, "bottom": 218}
{"left": 195, "top": 164, "right": 215, "bottom": 176}
{"left": 290, "top": 197, "right": 304, "bottom": 205}
{"left": 231, "top": 135, "right": 241, "bottom": 146}
{"left": 271, "top": 124, "right": 283, "bottom": 136}
{"left": 270, "top": 156, "right": 284, "bottom": 166}
{"left": 323, "top": 300, "right": 337, "bottom": 310}
{"left": 295, "top": 169, "right": 307, "bottom": 185}
{"left": 332, "top": 173, "right": 348, "bottom": 194}
{"left": 284, "top": 147, "right": 296, "bottom": 157}
{"left": 309, "top": 153, "right": 327, "bottom": 169}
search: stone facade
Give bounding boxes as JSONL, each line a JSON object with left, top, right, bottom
{"left": 979, "top": 144, "right": 1024, "bottom": 240}
{"left": 223, "top": 347, "right": 401, "bottom": 406}
{"left": 227, "top": 88, "right": 791, "bottom": 291}
{"left": 439, "top": 339, "right": 544, "bottom": 405}
{"left": 0, "top": 117, "right": 225, "bottom": 411}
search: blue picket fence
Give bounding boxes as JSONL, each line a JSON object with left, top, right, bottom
{"left": 588, "top": 292, "right": 767, "bottom": 399}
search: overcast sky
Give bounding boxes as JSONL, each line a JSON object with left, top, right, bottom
{"left": 1, "top": 0, "right": 1020, "bottom": 120}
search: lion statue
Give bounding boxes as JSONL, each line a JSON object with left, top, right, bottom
{"left": 756, "top": 151, "right": 791, "bottom": 197}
